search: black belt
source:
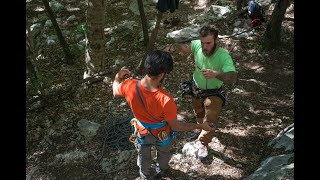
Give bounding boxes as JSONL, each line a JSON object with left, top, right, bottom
{"left": 180, "top": 80, "right": 226, "bottom": 106}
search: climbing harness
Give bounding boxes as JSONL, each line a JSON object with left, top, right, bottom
{"left": 128, "top": 81, "right": 175, "bottom": 146}
{"left": 180, "top": 80, "right": 227, "bottom": 106}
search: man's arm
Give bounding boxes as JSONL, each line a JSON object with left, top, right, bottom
{"left": 164, "top": 43, "right": 192, "bottom": 54}
{"left": 112, "top": 69, "right": 131, "bottom": 97}
{"left": 216, "top": 71, "right": 237, "bottom": 84}
{"left": 167, "top": 119, "right": 214, "bottom": 132}
{"left": 200, "top": 69, "right": 237, "bottom": 85}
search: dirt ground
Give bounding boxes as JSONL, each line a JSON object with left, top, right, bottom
{"left": 26, "top": 0, "right": 294, "bottom": 179}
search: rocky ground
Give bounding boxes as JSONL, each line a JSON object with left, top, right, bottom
{"left": 26, "top": 0, "right": 294, "bottom": 179}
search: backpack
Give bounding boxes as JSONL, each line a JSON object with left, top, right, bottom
{"left": 248, "top": 0, "right": 266, "bottom": 24}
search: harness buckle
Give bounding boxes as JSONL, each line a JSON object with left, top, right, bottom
{"left": 157, "top": 130, "right": 168, "bottom": 142}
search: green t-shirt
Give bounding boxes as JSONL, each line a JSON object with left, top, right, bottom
{"left": 191, "top": 39, "right": 236, "bottom": 89}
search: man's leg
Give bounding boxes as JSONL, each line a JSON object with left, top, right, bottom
{"left": 155, "top": 142, "right": 171, "bottom": 177}
{"left": 197, "top": 96, "right": 223, "bottom": 146}
{"left": 135, "top": 134, "right": 158, "bottom": 180}
{"left": 192, "top": 97, "right": 205, "bottom": 124}
{"left": 155, "top": 144, "right": 171, "bottom": 170}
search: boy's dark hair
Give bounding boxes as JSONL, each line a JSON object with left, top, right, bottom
{"left": 199, "top": 24, "right": 219, "bottom": 41}
{"left": 144, "top": 50, "right": 173, "bottom": 77}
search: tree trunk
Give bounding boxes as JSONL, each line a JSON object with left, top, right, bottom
{"left": 137, "top": 0, "right": 149, "bottom": 46}
{"left": 26, "top": 40, "right": 38, "bottom": 87}
{"left": 263, "top": 0, "right": 290, "bottom": 50}
{"left": 136, "top": 11, "right": 163, "bottom": 75}
{"left": 26, "top": 20, "right": 43, "bottom": 95}
{"left": 41, "top": 0, "right": 73, "bottom": 64}
{"left": 84, "top": 0, "right": 107, "bottom": 78}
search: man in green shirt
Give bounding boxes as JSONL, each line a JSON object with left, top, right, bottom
{"left": 165, "top": 24, "right": 237, "bottom": 158}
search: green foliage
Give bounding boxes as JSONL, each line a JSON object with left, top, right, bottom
{"left": 26, "top": 52, "right": 33, "bottom": 61}
{"left": 266, "top": 177, "right": 278, "bottom": 180}
{"left": 256, "top": 41, "right": 265, "bottom": 51}
{"left": 245, "top": 38, "right": 266, "bottom": 51}
{"left": 280, "top": 33, "right": 293, "bottom": 44}
{"left": 114, "top": 21, "right": 136, "bottom": 39}
{"left": 283, "top": 169, "right": 294, "bottom": 179}
{"left": 63, "top": 100, "right": 71, "bottom": 108}
{"left": 216, "top": 0, "right": 227, "bottom": 6}
{"left": 27, "top": 79, "right": 39, "bottom": 95}
{"left": 76, "top": 23, "right": 86, "bottom": 34}
{"left": 70, "top": 44, "right": 83, "bottom": 56}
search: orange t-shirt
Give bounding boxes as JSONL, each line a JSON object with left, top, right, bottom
{"left": 118, "top": 79, "right": 177, "bottom": 124}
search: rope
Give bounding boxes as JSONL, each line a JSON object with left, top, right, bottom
{"left": 93, "top": 113, "right": 135, "bottom": 175}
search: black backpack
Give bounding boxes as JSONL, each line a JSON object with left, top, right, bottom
{"left": 248, "top": 0, "right": 266, "bottom": 23}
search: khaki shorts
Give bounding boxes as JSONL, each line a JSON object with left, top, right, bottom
{"left": 192, "top": 95, "right": 223, "bottom": 145}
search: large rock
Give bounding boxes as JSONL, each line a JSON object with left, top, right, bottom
{"left": 244, "top": 123, "right": 294, "bottom": 180}
{"left": 166, "top": 25, "right": 200, "bottom": 42}
{"left": 244, "top": 154, "right": 294, "bottom": 180}
{"left": 268, "top": 123, "right": 294, "bottom": 151}
{"left": 77, "top": 119, "right": 101, "bottom": 138}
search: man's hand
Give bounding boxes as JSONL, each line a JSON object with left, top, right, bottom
{"left": 164, "top": 43, "right": 192, "bottom": 54}
{"left": 200, "top": 69, "right": 237, "bottom": 84}
{"left": 201, "top": 122, "right": 215, "bottom": 131}
{"left": 200, "top": 69, "right": 220, "bottom": 79}
{"left": 116, "top": 69, "right": 131, "bottom": 79}
{"left": 113, "top": 69, "right": 131, "bottom": 97}
{"left": 164, "top": 44, "right": 176, "bottom": 54}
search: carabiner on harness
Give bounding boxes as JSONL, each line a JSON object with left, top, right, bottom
{"left": 129, "top": 118, "right": 138, "bottom": 143}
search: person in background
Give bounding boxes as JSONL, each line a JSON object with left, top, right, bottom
{"left": 164, "top": 24, "right": 237, "bottom": 159}
{"left": 247, "top": 0, "right": 265, "bottom": 27}
{"left": 112, "top": 50, "right": 214, "bottom": 180}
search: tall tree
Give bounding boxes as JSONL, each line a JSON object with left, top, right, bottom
{"left": 26, "top": 20, "right": 43, "bottom": 96}
{"left": 84, "top": 0, "right": 107, "bottom": 78}
{"left": 41, "top": 0, "right": 73, "bottom": 64}
{"left": 136, "top": 10, "right": 163, "bottom": 75}
{"left": 137, "top": 0, "right": 149, "bottom": 46}
{"left": 263, "top": 0, "right": 290, "bottom": 50}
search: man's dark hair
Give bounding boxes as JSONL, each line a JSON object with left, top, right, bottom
{"left": 144, "top": 50, "right": 173, "bottom": 77}
{"left": 199, "top": 24, "right": 219, "bottom": 41}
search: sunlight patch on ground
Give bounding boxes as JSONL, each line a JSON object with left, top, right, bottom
{"left": 104, "top": 27, "right": 114, "bottom": 34}
{"left": 182, "top": 1, "right": 191, "bottom": 5}
{"left": 247, "top": 123, "right": 280, "bottom": 132}
{"left": 218, "top": 127, "right": 249, "bottom": 137}
{"left": 261, "top": 97, "right": 293, "bottom": 107}
{"left": 177, "top": 111, "right": 194, "bottom": 120}
{"left": 279, "top": 68, "right": 294, "bottom": 76}
{"left": 207, "top": 159, "right": 243, "bottom": 179}
{"left": 224, "top": 146, "right": 249, "bottom": 162}
{"left": 194, "top": 0, "right": 208, "bottom": 10}
{"left": 244, "top": 78, "right": 267, "bottom": 86}
{"left": 170, "top": 153, "right": 243, "bottom": 179}
{"left": 209, "top": 137, "right": 226, "bottom": 151}
{"left": 254, "top": 66, "right": 265, "bottom": 73}
{"left": 66, "top": 7, "right": 80, "bottom": 12}
{"left": 30, "top": 150, "right": 45, "bottom": 159}
{"left": 177, "top": 113, "right": 185, "bottom": 121}
{"left": 242, "top": 62, "right": 264, "bottom": 71}
{"left": 34, "top": 7, "right": 45, "bottom": 12}
{"left": 247, "top": 49, "right": 257, "bottom": 54}
{"left": 249, "top": 106, "right": 276, "bottom": 116}
{"left": 231, "top": 88, "right": 251, "bottom": 96}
